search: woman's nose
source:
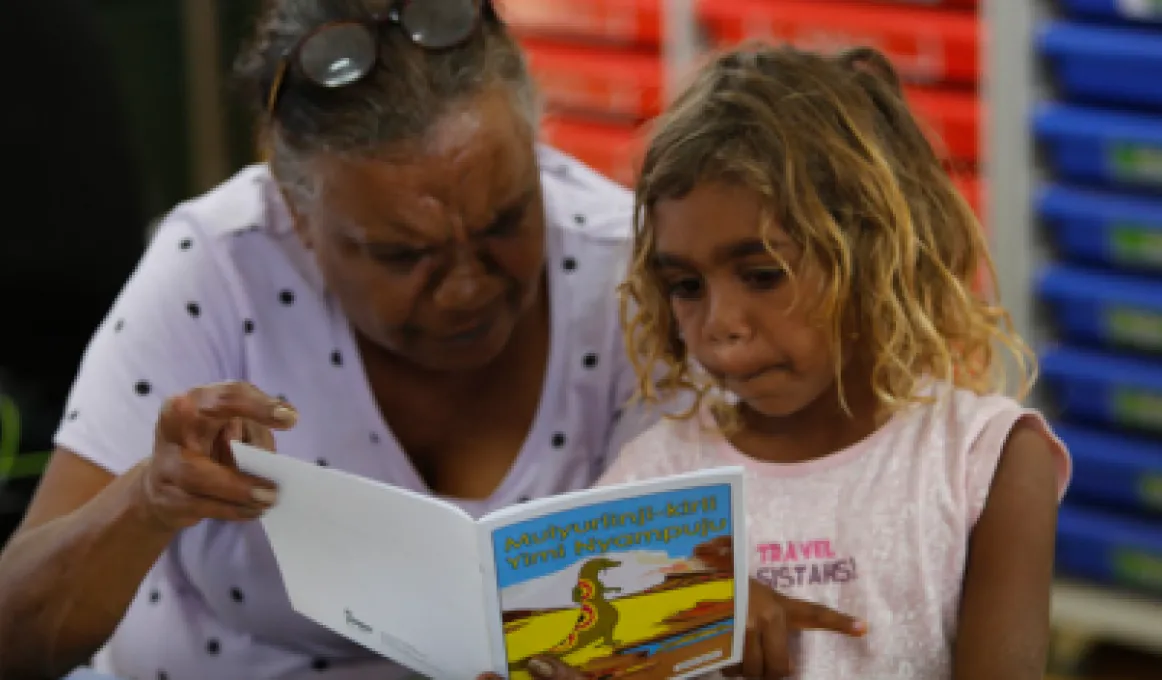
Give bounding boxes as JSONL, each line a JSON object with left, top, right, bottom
{"left": 432, "top": 250, "right": 498, "bottom": 311}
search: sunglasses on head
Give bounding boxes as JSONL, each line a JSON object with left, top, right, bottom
{"left": 265, "top": 0, "right": 493, "bottom": 118}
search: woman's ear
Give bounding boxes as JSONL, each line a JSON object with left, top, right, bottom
{"left": 275, "top": 184, "right": 314, "bottom": 250}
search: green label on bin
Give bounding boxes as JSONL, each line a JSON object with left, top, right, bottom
{"left": 1117, "top": 0, "right": 1162, "bottom": 19}
{"left": 1110, "top": 143, "right": 1162, "bottom": 186}
{"left": 1111, "top": 225, "right": 1162, "bottom": 269}
{"left": 1113, "top": 388, "right": 1162, "bottom": 432}
{"left": 1112, "top": 549, "right": 1162, "bottom": 592}
{"left": 1140, "top": 474, "right": 1162, "bottom": 511}
{"left": 1107, "top": 307, "right": 1162, "bottom": 350}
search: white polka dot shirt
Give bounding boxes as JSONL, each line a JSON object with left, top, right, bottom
{"left": 54, "top": 147, "right": 653, "bottom": 680}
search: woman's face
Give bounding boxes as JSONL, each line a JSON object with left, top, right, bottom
{"left": 288, "top": 89, "right": 546, "bottom": 372}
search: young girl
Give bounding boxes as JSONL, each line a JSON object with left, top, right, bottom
{"left": 601, "top": 45, "right": 1073, "bottom": 679}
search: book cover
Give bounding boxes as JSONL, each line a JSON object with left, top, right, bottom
{"left": 490, "top": 482, "right": 738, "bottom": 679}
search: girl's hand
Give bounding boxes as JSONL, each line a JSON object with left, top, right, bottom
{"left": 724, "top": 578, "right": 868, "bottom": 679}
{"left": 135, "top": 381, "right": 298, "bottom": 531}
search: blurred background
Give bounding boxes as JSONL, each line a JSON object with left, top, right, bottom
{"left": 0, "top": 1, "right": 1160, "bottom": 677}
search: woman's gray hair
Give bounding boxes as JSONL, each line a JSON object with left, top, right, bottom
{"left": 234, "top": 0, "right": 537, "bottom": 203}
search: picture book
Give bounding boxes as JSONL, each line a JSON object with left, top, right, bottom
{"left": 232, "top": 442, "right": 748, "bottom": 680}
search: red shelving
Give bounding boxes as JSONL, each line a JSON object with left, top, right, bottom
{"left": 697, "top": 0, "right": 979, "bottom": 86}
{"left": 522, "top": 40, "right": 663, "bottom": 121}
{"left": 498, "top": 0, "right": 662, "bottom": 46}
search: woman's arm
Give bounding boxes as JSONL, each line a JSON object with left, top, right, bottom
{"left": 0, "top": 451, "right": 176, "bottom": 679}
{"left": 953, "top": 422, "right": 1061, "bottom": 680}
{"left": 0, "top": 385, "right": 290, "bottom": 679}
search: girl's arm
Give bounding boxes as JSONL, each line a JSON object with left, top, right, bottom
{"left": 953, "top": 422, "right": 1061, "bottom": 680}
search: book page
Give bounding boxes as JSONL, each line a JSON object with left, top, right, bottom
{"left": 232, "top": 443, "right": 494, "bottom": 679}
{"left": 478, "top": 468, "right": 746, "bottom": 680}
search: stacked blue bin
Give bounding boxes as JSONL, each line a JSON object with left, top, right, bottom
{"left": 1037, "top": 2, "right": 1162, "bottom": 595}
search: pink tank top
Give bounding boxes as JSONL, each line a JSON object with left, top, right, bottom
{"left": 599, "top": 384, "right": 1071, "bottom": 679}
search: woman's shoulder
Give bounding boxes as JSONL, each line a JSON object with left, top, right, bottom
{"left": 537, "top": 145, "right": 634, "bottom": 245}
{"left": 167, "top": 164, "right": 290, "bottom": 241}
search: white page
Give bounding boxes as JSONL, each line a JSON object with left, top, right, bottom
{"left": 476, "top": 467, "right": 749, "bottom": 679}
{"left": 232, "top": 443, "right": 495, "bottom": 678}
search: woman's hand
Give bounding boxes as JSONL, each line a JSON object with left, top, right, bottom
{"left": 136, "top": 381, "right": 298, "bottom": 531}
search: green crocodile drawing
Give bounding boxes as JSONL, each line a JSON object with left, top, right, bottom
{"left": 510, "top": 557, "right": 623, "bottom": 672}
{"left": 548, "top": 556, "right": 623, "bottom": 654}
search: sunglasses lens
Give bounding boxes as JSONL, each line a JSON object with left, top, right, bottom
{"left": 401, "top": 0, "right": 478, "bottom": 49}
{"left": 299, "top": 24, "right": 378, "bottom": 88}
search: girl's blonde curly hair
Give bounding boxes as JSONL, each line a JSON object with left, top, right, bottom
{"left": 620, "top": 44, "right": 1035, "bottom": 420}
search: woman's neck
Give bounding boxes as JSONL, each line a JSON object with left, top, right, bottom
{"left": 727, "top": 363, "right": 883, "bottom": 465}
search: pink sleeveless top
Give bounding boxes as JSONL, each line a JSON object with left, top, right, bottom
{"left": 599, "top": 384, "right": 1071, "bottom": 679}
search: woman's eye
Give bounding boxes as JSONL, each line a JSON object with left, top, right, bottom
{"left": 487, "top": 214, "right": 524, "bottom": 238}
{"left": 373, "top": 250, "right": 427, "bottom": 271}
{"left": 743, "top": 268, "right": 786, "bottom": 289}
{"left": 666, "top": 278, "right": 703, "bottom": 300}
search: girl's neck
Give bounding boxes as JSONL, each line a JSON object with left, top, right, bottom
{"left": 726, "top": 363, "right": 883, "bottom": 465}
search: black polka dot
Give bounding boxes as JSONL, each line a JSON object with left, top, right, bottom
{"left": 243, "top": 319, "right": 255, "bottom": 334}
{"left": 317, "top": 459, "right": 329, "bottom": 467}
{"left": 149, "top": 589, "right": 160, "bottom": 603}
{"left": 114, "top": 319, "right": 125, "bottom": 332}
{"left": 206, "top": 638, "right": 220, "bottom": 655}
{"left": 158, "top": 672, "right": 168, "bottom": 680}
{"left": 312, "top": 658, "right": 330, "bottom": 671}
{"left": 582, "top": 353, "right": 598, "bottom": 369}
{"left": 136, "top": 381, "right": 152, "bottom": 396}
{"left": 279, "top": 289, "right": 295, "bottom": 305}
{"left": 330, "top": 350, "right": 343, "bottom": 367}
{"left": 277, "top": 394, "right": 288, "bottom": 403}
{"left": 67, "top": 410, "right": 79, "bottom": 421}
{"left": 551, "top": 432, "right": 566, "bottom": 448}
{"left": 230, "top": 587, "right": 245, "bottom": 603}
{"left": 519, "top": 496, "right": 531, "bottom": 503}
{"left": 574, "top": 214, "right": 586, "bottom": 226}
{"left": 562, "top": 257, "right": 577, "bottom": 272}
{"left": 179, "top": 238, "right": 193, "bottom": 251}
{"left": 187, "top": 302, "right": 201, "bottom": 318}
{"left": 370, "top": 432, "right": 380, "bottom": 444}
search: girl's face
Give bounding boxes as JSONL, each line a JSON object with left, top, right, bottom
{"left": 651, "top": 182, "right": 843, "bottom": 418}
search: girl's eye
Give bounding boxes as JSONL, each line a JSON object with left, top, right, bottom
{"left": 666, "top": 278, "right": 703, "bottom": 300}
{"left": 743, "top": 267, "right": 786, "bottom": 290}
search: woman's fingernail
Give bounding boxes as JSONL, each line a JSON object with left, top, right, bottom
{"left": 852, "top": 619, "right": 868, "bottom": 633}
{"left": 272, "top": 404, "right": 297, "bottom": 425}
{"left": 251, "top": 488, "right": 279, "bottom": 505}
{"left": 527, "top": 658, "right": 554, "bottom": 677}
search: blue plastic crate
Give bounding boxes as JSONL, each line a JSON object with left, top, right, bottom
{"left": 1041, "top": 346, "right": 1162, "bottom": 432}
{"left": 1055, "top": 424, "right": 1162, "bottom": 513}
{"left": 1057, "top": 505, "right": 1162, "bottom": 594}
{"left": 1039, "top": 184, "right": 1162, "bottom": 271}
{"left": 1038, "top": 265, "right": 1162, "bottom": 351}
{"left": 1040, "top": 21, "right": 1162, "bottom": 110}
{"left": 1059, "top": 0, "right": 1162, "bottom": 23}
{"left": 1035, "top": 104, "right": 1162, "bottom": 190}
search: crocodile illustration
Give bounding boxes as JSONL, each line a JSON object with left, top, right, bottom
{"left": 547, "top": 556, "right": 624, "bottom": 654}
{"left": 511, "top": 556, "right": 624, "bottom": 673}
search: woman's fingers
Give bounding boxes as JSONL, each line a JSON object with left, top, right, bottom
{"left": 191, "top": 382, "right": 298, "bottom": 428}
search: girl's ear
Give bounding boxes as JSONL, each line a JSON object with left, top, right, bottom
{"left": 836, "top": 46, "right": 903, "bottom": 97}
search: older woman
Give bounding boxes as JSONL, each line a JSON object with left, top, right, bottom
{"left": 0, "top": 2, "right": 850, "bottom": 679}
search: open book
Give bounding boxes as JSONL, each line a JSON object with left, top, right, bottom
{"left": 232, "top": 442, "right": 748, "bottom": 680}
